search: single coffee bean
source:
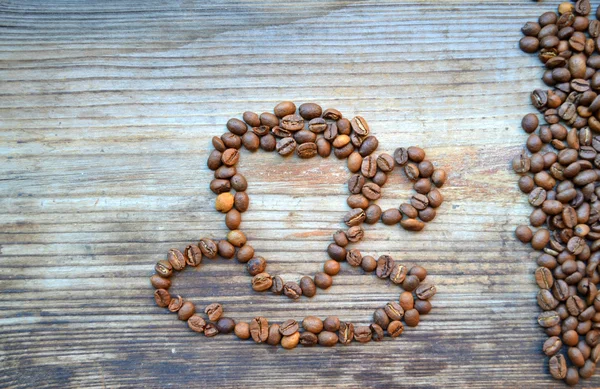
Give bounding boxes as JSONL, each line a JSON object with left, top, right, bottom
{"left": 283, "top": 282, "right": 302, "bottom": 300}
{"left": 354, "top": 326, "right": 372, "bottom": 343}
{"left": 323, "top": 316, "right": 340, "bottom": 332}
{"left": 296, "top": 142, "right": 317, "bottom": 158}
{"left": 225, "top": 209, "right": 241, "bottom": 230}
{"left": 377, "top": 153, "right": 395, "bottom": 172}
{"left": 387, "top": 320, "right": 404, "bottom": 337}
{"left": 303, "top": 316, "right": 324, "bottom": 334}
{"left": 344, "top": 208, "right": 366, "bottom": 226}
{"left": 314, "top": 272, "right": 333, "bottom": 289}
{"left": 535, "top": 266, "right": 555, "bottom": 289}
{"left": 234, "top": 322, "right": 251, "bottom": 339}
{"left": 267, "top": 324, "right": 282, "bottom": 345}
{"left": 227, "top": 229, "right": 246, "bottom": 247}
{"left": 242, "top": 132, "right": 260, "bottom": 151}
{"left": 322, "top": 108, "right": 342, "bottom": 120}
{"left": 390, "top": 263, "right": 408, "bottom": 284}
{"left": 150, "top": 274, "right": 171, "bottom": 290}
{"left": 274, "top": 101, "right": 296, "bottom": 118}
{"left": 415, "top": 299, "right": 432, "bottom": 314}
{"left": 215, "top": 192, "right": 234, "bottom": 212}
{"left": 260, "top": 112, "right": 279, "bottom": 128}
{"left": 216, "top": 317, "right": 236, "bottom": 334}
{"left": 362, "top": 182, "right": 381, "bottom": 200}
{"left": 404, "top": 309, "right": 420, "bottom": 327}
{"left": 276, "top": 137, "right": 297, "bottom": 156}
{"left": 205, "top": 303, "right": 223, "bottom": 321}
{"left": 401, "top": 218, "right": 425, "bottom": 231}
{"left": 178, "top": 301, "right": 195, "bottom": 321}
{"left": 298, "top": 103, "right": 322, "bottom": 120}
{"left": 154, "top": 289, "right": 171, "bottom": 307}
{"left": 251, "top": 272, "right": 273, "bottom": 292}
{"left": 300, "top": 276, "right": 317, "bottom": 297}
{"left": 346, "top": 226, "right": 364, "bottom": 243}
{"left": 364, "top": 204, "right": 382, "bottom": 224}
{"left": 270, "top": 275, "right": 284, "bottom": 295}
{"left": 549, "top": 354, "right": 568, "bottom": 380}
{"left": 346, "top": 249, "right": 363, "bottom": 267}
{"left": 217, "top": 239, "right": 235, "bottom": 259}
{"left": 361, "top": 255, "right": 377, "bottom": 272}
{"left": 188, "top": 314, "right": 207, "bottom": 333}
{"left": 376, "top": 255, "right": 395, "bottom": 278}
{"left": 538, "top": 311, "right": 561, "bottom": 327}
{"left": 294, "top": 129, "right": 317, "bottom": 144}
{"left": 250, "top": 317, "right": 269, "bottom": 343}
{"left": 279, "top": 319, "right": 299, "bottom": 336}
{"left": 155, "top": 260, "right": 173, "bottom": 278}
{"left": 300, "top": 332, "right": 318, "bottom": 347}
{"left": 373, "top": 308, "right": 390, "bottom": 330}
{"left": 316, "top": 137, "right": 331, "bottom": 157}
{"left": 168, "top": 296, "right": 184, "bottom": 312}
{"left": 204, "top": 323, "right": 219, "bottom": 337}
{"left": 308, "top": 118, "right": 327, "bottom": 133}
{"left": 385, "top": 301, "right": 404, "bottom": 321}
{"left": 361, "top": 155, "right": 377, "bottom": 178}
{"left": 281, "top": 332, "right": 300, "bottom": 349}
{"left": 416, "top": 284, "right": 437, "bottom": 300}
{"left": 234, "top": 192, "right": 249, "bottom": 212}
{"left": 338, "top": 322, "right": 354, "bottom": 345}
{"left": 210, "top": 178, "right": 231, "bottom": 194}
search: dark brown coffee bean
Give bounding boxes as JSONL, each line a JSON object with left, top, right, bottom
{"left": 316, "top": 137, "right": 331, "bottom": 157}
{"left": 549, "top": 354, "right": 568, "bottom": 380}
{"left": 266, "top": 324, "right": 281, "bottom": 345}
{"left": 376, "top": 255, "right": 394, "bottom": 278}
{"left": 214, "top": 165, "right": 236, "bottom": 179}
{"left": 400, "top": 218, "right": 425, "bottom": 231}
{"left": 308, "top": 118, "right": 328, "bottom": 133}
{"left": 270, "top": 275, "right": 284, "bottom": 295}
{"left": 361, "top": 255, "right": 377, "bottom": 272}
{"left": 150, "top": 274, "right": 171, "bottom": 290}
{"left": 298, "top": 103, "right": 322, "bottom": 120}
{"left": 405, "top": 163, "right": 420, "bottom": 181}
{"left": 250, "top": 317, "right": 269, "bottom": 343}
{"left": 520, "top": 36, "right": 540, "bottom": 53}
{"left": 216, "top": 317, "right": 236, "bottom": 334}
{"left": 208, "top": 150, "right": 223, "bottom": 170}
{"left": 279, "top": 319, "right": 299, "bottom": 336}
{"left": 364, "top": 204, "right": 382, "bottom": 224}
{"left": 538, "top": 289, "right": 559, "bottom": 310}
{"left": 294, "top": 129, "right": 317, "bottom": 144}
{"left": 346, "top": 248, "right": 362, "bottom": 267}
{"left": 212, "top": 136, "right": 226, "bottom": 152}
{"left": 358, "top": 136, "right": 378, "bottom": 156}
{"left": 315, "top": 272, "right": 333, "bottom": 289}
{"left": 381, "top": 208, "right": 401, "bottom": 225}
{"left": 373, "top": 308, "right": 390, "bottom": 330}
{"left": 327, "top": 243, "right": 347, "bottom": 261}
{"left": 385, "top": 301, "right": 404, "bottom": 321}
{"left": 281, "top": 114, "right": 304, "bottom": 131}
{"left": 300, "top": 332, "right": 318, "bottom": 347}
{"left": 538, "top": 311, "right": 561, "bottom": 327}
{"left": 402, "top": 275, "right": 420, "bottom": 292}
{"left": 155, "top": 260, "right": 173, "bottom": 278}
{"left": 276, "top": 137, "right": 297, "bottom": 156}
{"left": 354, "top": 326, "right": 372, "bottom": 343}
{"left": 362, "top": 182, "right": 381, "bottom": 200}
{"left": 529, "top": 187, "right": 547, "bottom": 206}
{"left": 260, "top": 134, "right": 277, "bottom": 152}
{"left": 361, "top": 155, "right": 377, "bottom": 178}
{"left": 188, "top": 314, "right": 207, "bottom": 333}
{"left": 322, "top": 108, "right": 342, "bottom": 120}
{"left": 334, "top": 142, "right": 355, "bottom": 159}
{"left": 536, "top": 267, "right": 555, "bottom": 289}
{"left": 394, "top": 147, "right": 409, "bottom": 166}
{"left": 204, "top": 323, "right": 219, "bottom": 337}
{"left": 416, "top": 284, "right": 436, "bottom": 300}
{"left": 344, "top": 208, "right": 366, "bottom": 226}
{"left": 283, "top": 281, "right": 302, "bottom": 299}
{"left": 376, "top": 153, "right": 394, "bottom": 172}
{"left": 348, "top": 174, "right": 365, "bottom": 194}
{"left": 297, "top": 142, "right": 317, "bottom": 158}
{"left": 272, "top": 126, "right": 291, "bottom": 138}
{"left": 217, "top": 240, "right": 235, "bottom": 259}
{"left": 260, "top": 112, "right": 279, "bottom": 128}
{"left": 222, "top": 133, "right": 242, "bottom": 149}
{"left": 346, "top": 226, "right": 364, "bottom": 243}
{"left": 299, "top": 275, "right": 317, "bottom": 297}
{"left": 234, "top": 191, "right": 249, "bottom": 212}
{"left": 350, "top": 116, "right": 370, "bottom": 137}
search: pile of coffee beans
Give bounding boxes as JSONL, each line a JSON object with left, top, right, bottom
{"left": 151, "top": 102, "right": 446, "bottom": 348}
{"left": 517, "top": 1, "right": 600, "bottom": 385}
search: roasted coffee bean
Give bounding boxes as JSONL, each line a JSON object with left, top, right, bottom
{"left": 394, "top": 147, "right": 409, "bottom": 166}
{"left": 300, "top": 276, "right": 317, "bottom": 297}
{"left": 346, "top": 249, "right": 363, "bottom": 267}
{"left": 300, "top": 332, "right": 318, "bottom": 347}
{"left": 205, "top": 303, "right": 223, "bottom": 321}
{"left": 350, "top": 116, "right": 370, "bottom": 136}
{"left": 549, "top": 354, "right": 568, "bottom": 380}
{"left": 154, "top": 289, "right": 171, "bottom": 307}
{"left": 387, "top": 320, "right": 404, "bottom": 337}
{"left": 390, "top": 263, "right": 408, "bottom": 284}
{"left": 270, "top": 275, "right": 284, "bottom": 295}
{"left": 361, "top": 155, "right": 377, "bottom": 178}
{"left": 322, "top": 108, "right": 342, "bottom": 120}
{"left": 276, "top": 137, "right": 297, "bottom": 156}
{"left": 404, "top": 309, "right": 420, "bottom": 327}
{"left": 217, "top": 240, "right": 235, "bottom": 259}
{"left": 415, "top": 299, "right": 432, "bottom": 314}
{"left": 373, "top": 308, "right": 390, "bottom": 330}
{"left": 178, "top": 301, "right": 195, "bottom": 321}
{"left": 281, "top": 332, "right": 300, "bottom": 349}
{"left": 344, "top": 208, "right": 366, "bottom": 226}
{"left": 370, "top": 324, "right": 385, "bottom": 342}
{"left": 274, "top": 101, "right": 296, "bottom": 118}
{"left": 215, "top": 192, "right": 234, "bottom": 212}
{"left": 354, "top": 326, "right": 372, "bottom": 343}
{"left": 234, "top": 191, "right": 249, "bottom": 212}
{"left": 339, "top": 322, "right": 354, "bottom": 344}
{"left": 536, "top": 267, "right": 555, "bottom": 289}
{"left": 151, "top": 274, "right": 171, "bottom": 290}
{"left": 362, "top": 182, "right": 381, "bottom": 200}
{"left": 168, "top": 295, "right": 184, "bottom": 312}
{"left": 283, "top": 282, "right": 302, "bottom": 300}
{"left": 385, "top": 301, "right": 404, "bottom": 321}
{"left": 188, "top": 315, "right": 207, "bottom": 333}
{"left": 297, "top": 142, "right": 317, "bottom": 158}
{"left": 216, "top": 317, "right": 236, "bottom": 334}
{"left": 416, "top": 284, "right": 436, "bottom": 300}
{"left": 279, "top": 319, "right": 299, "bottom": 336}
{"left": 376, "top": 255, "right": 394, "bottom": 278}
{"left": 252, "top": 272, "right": 273, "bottom": 292}
{"left": 543, "top": 336, "right": 563, "bottom": 356}
{"left": 250, "top": 317, "right": 269, "bottom": 343}
{"left": 298, "top": 103, "right": 322, "bottom": 120}
{"left": 538, "top": 311, "right": 561, "bottom": 327}
{"left": 405, "top": 163, "right": 420, "bottom": 181}
{"left": 155, "top": 260, "right": 173, "bottom": 278}
{"left": 402, "top": 275, "right": 420, "bottom": 292}
{"left": 314, "top": 272, "right": 333, "bottom": 289}
{"left": 377, "top": 153, "right": 395, "bottom": 172}
{"left": 303, "top": 316, "right": 323, "bottom": 334}
{"left": 260, "top": 112, "right": 279, "bottom": 128}
{"left": 323, "top": 316, "right": 340, "bottom": 332}
{"left": 361, "top": 255, "right": 377, "bottom": 272}
{"left": 204, "top": 323, "right": 219, "bottom": 337}
{"left": 316, "top": 137, "right": 331, "bottom": 157}
{"left": 267, "top": 324, "right": 282, "bottom": 345}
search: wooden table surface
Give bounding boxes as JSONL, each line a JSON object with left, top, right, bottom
{"left": 2, "top": 0, "right": 594, "bottom": 387}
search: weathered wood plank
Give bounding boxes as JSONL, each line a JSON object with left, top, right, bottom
{"left": 0, "top": 0, "right": 588, "bottom": 388}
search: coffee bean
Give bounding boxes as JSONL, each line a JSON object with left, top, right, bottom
{"left": 316, "top": 137, "right": 331, "bottom": 157}
{"left": 154, "top": 289, "right": 171, "bottom": 307}
{"left": 214, "top": 165, "right": 236, "bottom": 179}
{"left": 362, "top": 182, "right": 381, "bottom": 200}
{"left": 243, "top": 112, "right": 261, "bottom": 127}
{"left": 358, "top": 136, "right": 378, "bottom": 157}
{"left": 294, "top": 129, "right": 317, "bottom": 144}
{"left": 314, "top": 272, "right": 333, "bottom": 289}
{"left": 281, "top": 332, "right": 300, "bottom": 349}
{"left": 279, "top": 319, "right": 299, "bottom": 336}
{"left": 538, "top": 289, "right": 559, "bottom": 310}
{"left": 217, "top": 240, "right": 235, "bottom": 259}
{"left": 400, "top": 218, "right": 425, "bottom": 231}
{"left": 155, "top": 260, "right": 172, "bottom": 278}
{"left": 402, "top": 275, "right": 420, "bottom": 292}
{"left": 538, "top": 311, "right": 561, "bottom": 327}
{"left": 376, "top": 255, "right": 394, "bottom": 278}
{"left": 322, "top": 108, "right": 342, "bottom": 120}
{"left": 376, "top": 153, "right": 394, "bottom": 172}
{"left": 234, "top": 192, "right": 249, "bottom": 212}
{"left": 373, "top": 308, "right": 390, "bottom": 330}
{"left": 416, "top": 284, "right": 436, "bottom": 300}
{"left": 188, "top": 314, "right": 207, "bottom": 333}
{"left": 260, "top": 112, "right": 279, "bottom": 128}
{"left": 303, "top": 316, "right": 323, "bottom": 334}
{"left": 387, "top": 320, "right": 404, "bottom": 337}
{"left": 364, "top": 204, "right": 382, "bottom": 224}
{"left": 215, "top": 192, "right": 234, "bottom": 212}
{"left": 252, "top": 272, "right": 272, "bottom": 292}
{"left": 250, "top": 317, "right": 269, "bottom": 343}
{"left": 297, "top": 142, "right": 317, "bottom": 158}
{"left": 404, "top": 309, "right": 420, "bottom": 327}
{"left": 323, "top": 316, "right": 340, "bottom": 332}
{"left": 361, "top": 255, "right": 377, "bottom": 272}
{"left": 300, "top": 332, "right": 318, "bottom": 347}
{"left": 204, "top": 323, "right": 219, "bottom": 337}
{"left": 267, "top": 324, "right": 282, "bottom": 345}
{"left": 338, "top": 322, "right": 354, "bottom": 344}
{"left": 535, "top": 267, "right": 555, "bottom": 289}
{"left": 344, "top": 208, "right": 366, "bottom": 226}
{"left": 350, "top": 116, "right": 370, "bottom": 136}
{"left": 283, "top": 281, "right": 302, "bottom": 300}
{"left": 390, "top": 263, "right": 408, "bottom": 284}
{"left": 346, "top": 249, "right": 362, "bottom": 267}
{"left": 216, "top": 317, "right": 235, "bottom": 334}
{"left": 354, "top": 326, "right": 372, "bottom": 343}
{"left": 205, "top": 303, "right": 223, "bottom": 321}
{"left": 405, "top": 163, "right": 420, "bottom": 181}
{"left": 276, "top": 137, "right": 297, "bottom": 156}
{"left": 150, "top": 274, "right": 171, "bottom": 290}
{"left": 274, "top": 101, "right": 296, "bottom": 118}
{"left": 520, "top": 36, "right": 540, "bottom": 53}
{"left": 385, "top": 301, "right": 404, "bottom": 321}
{"left": 298, "top": 103, "right": 322, "bottom": 120}
{"left": 308, "top": 118, "right": 327, "bottom": 133}
{"left": 361, "top": 155, "right": 377, "bottom": 178}
{"left": 300, "top": 276, "right": 317, "bottom": 297}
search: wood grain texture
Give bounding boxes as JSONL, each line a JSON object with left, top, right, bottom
{"left": 0, "top": 0, "right": 591, "bottom": 387}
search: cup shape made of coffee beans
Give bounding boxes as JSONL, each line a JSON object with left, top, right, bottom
{"left": 518, "top": 1, "right": 600, "bottom": 386}
{"left": 151, "top": 101, "right": 446, "bottom": 349}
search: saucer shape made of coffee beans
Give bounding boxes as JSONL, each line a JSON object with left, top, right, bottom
{"left": 151, "top": 101, "right": 446, "bottom": 348}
